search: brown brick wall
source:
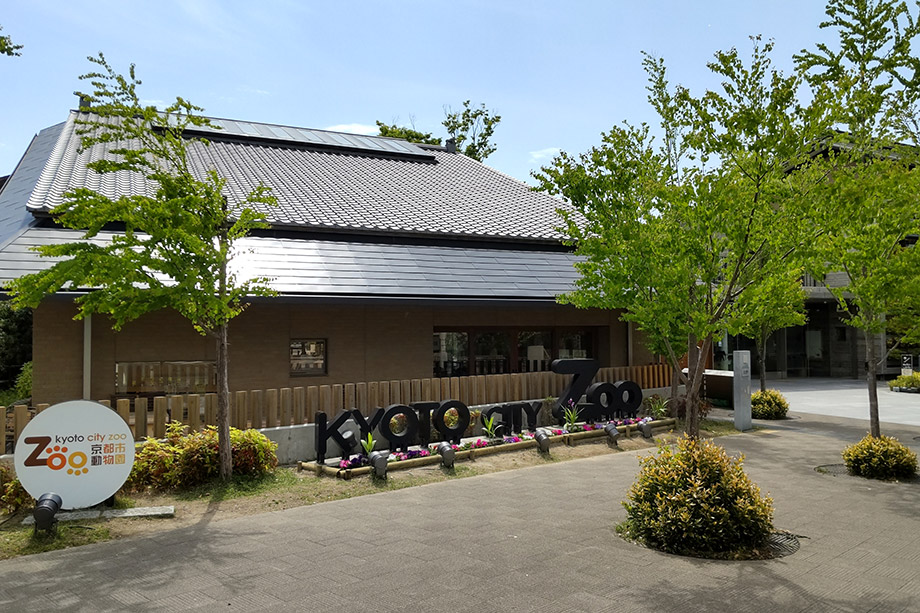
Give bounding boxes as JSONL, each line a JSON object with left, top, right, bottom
{"left": 32, "top": 299, "right": 632, "bottom": 405}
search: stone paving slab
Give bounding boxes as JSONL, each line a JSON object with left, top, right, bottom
{"left": 20, "top": 506, "right": 175, "bottom": 525}
{"left": 0, "top": 411, "right": 918, "bottom": 612}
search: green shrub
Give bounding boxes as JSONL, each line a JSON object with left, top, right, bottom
{"left": 13, "top": 361, "right": 32, "bottom": 400}
{"left": 620, "top": 436, "right": 774, "bottom": 556}
{"left": 642, "top": 394, "right": 670, "bottom": 419}
{"left": 842, "top": 434, "right": 918, "bottom": 480}
{"left": 888, "top": 372, "right": 920, "bottom": 390}
{"left": 751, "top": 389, "right": 789, "bottom": 419}
{"left": 0, "top": 463, "right": 33, "bottom": 513}
{"left": 126, "top": 422, "right": 277, "bottom": 491}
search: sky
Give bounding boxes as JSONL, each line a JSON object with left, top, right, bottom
{"left": 1, "top": 1, "right": 832, "bottom": 184}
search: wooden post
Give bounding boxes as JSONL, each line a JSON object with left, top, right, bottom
{"left": 36, "top": 403, "right": 50, "bottom": 414}
{"left": 401, "top": 379, "right": 411, "bottom": 405}
{"left": 294, "top": 387, "right": 306, "bottom": 424}
{"left": 204, "top": 393, "right": 217, "bottom": 426}
{"left": 168, "top": 395, "right": 183, "bottom": 425}
{"left": 153, "top": 396, "right": 167, "bottom": 438}
{"left": 356, "top": 383, "right": 367, "bottom": 416}
{"left": 411, "top": 379, "right": 421, "bottom": 404}
{"left": 368, "top": 381, "right": 380, "bottom": 409}
{"left": 116, "top": 398, "right": 131, "bottom": 427}
{"left": 234, "top": 391, "right": 248, "bottom": 429}
{"left": 320, "top": 385, "right": 332, "bottom": 415}
{"left": 13, "top": 404, "right": 29, "bottom": 444}
{"left": 135, "top": 397, "right": 149, "bottom": 440}
{"left": 187, "top": 394, "right": 201, "bottom": 432}
{"left": 250, "top": 390, "right": 264, "bottom": 430}
{"left": 306, "top": 386, "right": 318, "bottom": 423}
{"left": 421, "top": 378, "right": 431, "bottom": 402}
{"left": 332, "top": 384, "right": 344, "bottom": 412}
{"left": 344, "top": 384, "right": 356, "bottom": 411}
{"left": 98, "top": 399, "right": 111, "bottom": 408}
{"left": 266, "top": 389, "right": 279, "bottom": 428}
{"left": 281, "top": 388, "right": 293, "bottom": 426}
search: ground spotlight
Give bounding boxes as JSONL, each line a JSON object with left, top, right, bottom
{"left": 340, "top": 430, "right": 358, "bottom": 455}
{"left": 436, "top": 442, "right": 455, "bottom": 468}
{"left": 535, "top": 430, "right": 551, "bottom": 453}
{"left": 604, "top": 424, "right": 621, "bottom": 446}
{"left": 33, "top": 493, "right": 62, "bottom": 533}
{"left": 369, "top": 451, "right": 388, "bottom": 479}
{"left": 639, "top": 421, "right": 653, "bottom": 439}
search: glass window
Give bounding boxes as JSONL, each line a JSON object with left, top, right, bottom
{"left": 558, "top": 330, "right": 591, "bottom": 359}
{"left": 518, "top": 330, "right": 552, "bottom": 372}
{"left": 115, "top": 361, "right": 215, "bottom": 395}
{"left": 290, "top": 339, "right": 327, "bottom": 376}
{"left": 474, "top": 331, "right": 510, "bottom": 374}
{"left": 433, "top": 332, "right": 469, "bottom": 377}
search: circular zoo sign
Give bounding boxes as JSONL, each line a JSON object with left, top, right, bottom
{"left": 15, "top": 400, "right": 135, "bottom": 510}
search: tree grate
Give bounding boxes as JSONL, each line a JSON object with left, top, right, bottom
{"left": 815, "top": 463, "right": 849, "bottom": 476}
{"left": 764, "top": 531, "right": 801, "bottom": 558}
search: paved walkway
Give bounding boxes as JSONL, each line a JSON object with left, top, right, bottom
{"left": 771, "top": 377, "right": 920, "bottom": 427}
{"left": 1, "top": 389, "right": 919, "bottom": 611}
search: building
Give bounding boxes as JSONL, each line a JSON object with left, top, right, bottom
{"left": 0, "top": 110, "right": 650, "bottom": 406}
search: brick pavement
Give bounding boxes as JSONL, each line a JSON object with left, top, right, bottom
{"left": 0, "top": 410, "right": 918, "bottom": 612}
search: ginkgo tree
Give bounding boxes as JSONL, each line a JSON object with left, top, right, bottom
{"left": 795, "top": 0, "right": 920, "bottom": 438}
{"left": 535, "top": 40, "right": 829, "bottom": 437}
{"left": 7, "top": 54, "right": 276, "bottom": 479}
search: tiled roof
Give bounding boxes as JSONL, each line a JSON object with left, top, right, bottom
{"left": 23, "top": 111, "right": 568, "bottom": 243}
{"left": 0, "top": 228, "right": 581, "bottom": 299}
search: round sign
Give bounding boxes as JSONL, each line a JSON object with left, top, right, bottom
{"left": 14, "top": 400, "right": 135, "bottom": 510}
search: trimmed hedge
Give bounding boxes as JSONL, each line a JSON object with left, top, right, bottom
{"left": 620, "top": 436, "right": 774, "bottom": 555}
{"left": 751, "top": 389, "right": 789, "bottom": 420}
{"left": 126, "top": 422, "right": 278, "bottom": 491}
{"left": 842, "top": 434, "right": 918, "bottom": 480}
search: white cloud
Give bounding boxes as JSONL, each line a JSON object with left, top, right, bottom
{"left": 238, "top": 86, "right": 271, "bottom": 96}
{"left": 139, "top": 99, "right": 167, "bottom": 109}
{"left": 324, "top": 123, "right": 379, "bottom": 136}
{"left": 529, "top": 147, "right": 562, "bottom": 164}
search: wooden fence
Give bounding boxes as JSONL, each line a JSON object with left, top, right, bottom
{"left": 4, "top": 363, "right": 672, "bottom": 451}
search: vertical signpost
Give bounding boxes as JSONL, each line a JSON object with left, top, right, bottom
{"left": 901, "top": 354, "right": 913, "bottom": 377}
{"left": 733, "top": 350, "right": 752, "bottom": 432}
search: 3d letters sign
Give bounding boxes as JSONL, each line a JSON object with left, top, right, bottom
{"left": 14, "top": 400, "right": 135, "bottom": 510}
{"left": 314, "top": 359, "right": 642, "bottom": 464}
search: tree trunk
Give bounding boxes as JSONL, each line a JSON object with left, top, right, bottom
{"left": 864, "top": 329, "right": 881, "bottom": 438}
{"left": 685, "top": 333, "right": 701, "bottom": 438}
{"left": 757, "top": 324, "right": 768, "bottom": 393}
{"left": 216, "top": 322, "right": 232, "bottom": 479}
{"left": 669, "top": 365, "right": 680, "bottom": 418}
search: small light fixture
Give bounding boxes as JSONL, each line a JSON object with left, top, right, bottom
{"left": 639, "top": 421, "right": 653, "bottom": 439}
{"left": 340, "top": 430, "right": 358, "bottom": 455}
{"left": 33, "top": 493, "right": 63, "bottom": 533}
{"left": 436, "top": 442, "right": 455, "bottom": 468}
{"left": 604, "top": 424, "right": 621, "bottom": 446}
{"left": 535, "top": 430, "right": 551, "bottom": 453}
{"left": 369, "top": 451, "right": 388, "bottom": 479}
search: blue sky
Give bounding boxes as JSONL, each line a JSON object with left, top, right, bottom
{"left": 2, "top": 1, "right": 830, "bottom": 183}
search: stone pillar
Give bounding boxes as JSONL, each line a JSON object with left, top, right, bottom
{"left": 733, "top": 350, "right": 752, "bottom": 431}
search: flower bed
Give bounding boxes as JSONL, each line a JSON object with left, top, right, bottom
{"left": 301, "top": 417, "right": 676, "bottom": 479}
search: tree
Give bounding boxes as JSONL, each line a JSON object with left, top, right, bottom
{"left": 377, "top": 100, "right": 501, "bottom": 161}
{"left": 7, "top": 54, "right": 276, "bottom": 479}
{"left": 442, "top": 100, "right": 501, "bottom": 161}
{"left": 375, "top": 120, "right": 441, "bottom": 145}
{"left": 0, "top": 302, "right": 31, "bottom": 390}
{"left": 795, "top": 0, "right": 920, "bottom": 438}
{"left": 731, "top": 269, "right": 807, "bottom": 392}
{"left": 535, "top": 40, "right": 828, "bottom": 437}
{"left": 0, "top": 25, "right": 22, "bottom": 57}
